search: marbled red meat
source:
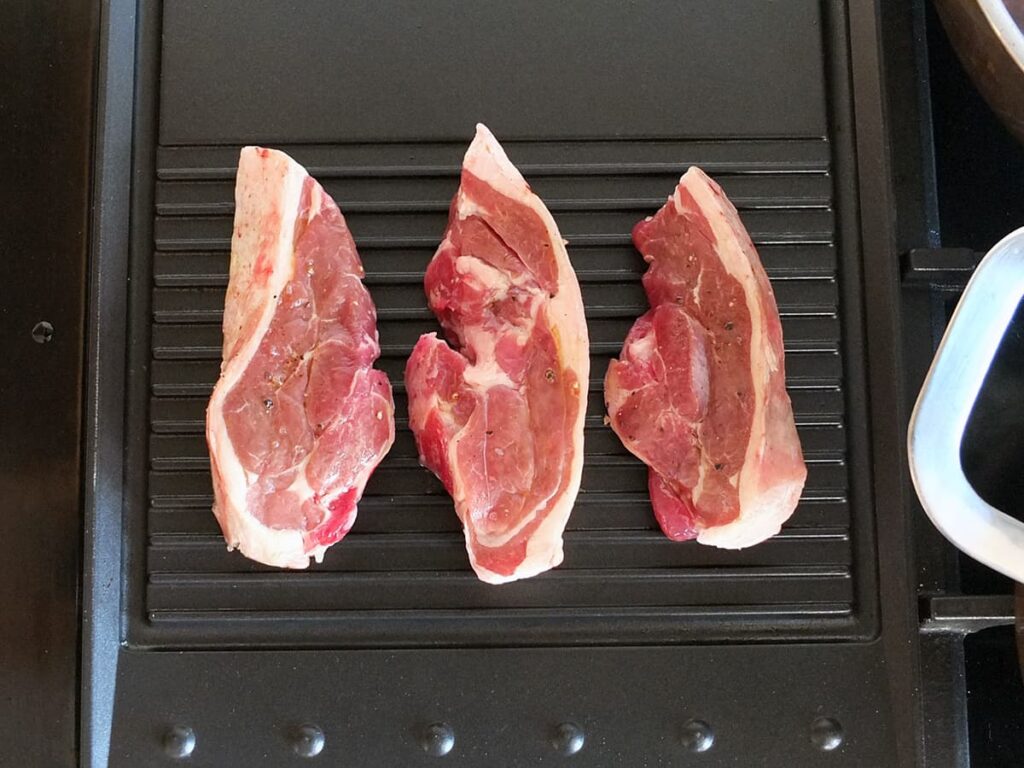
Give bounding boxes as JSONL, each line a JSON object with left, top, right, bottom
{"left": 405, "top": 125, "right": 589, "bottom": 584}
{"left": 605, "top": 167, "right": 806, "bottom": 548}
{"left": 206, "top": 147, "right": 394, "bottom": 568}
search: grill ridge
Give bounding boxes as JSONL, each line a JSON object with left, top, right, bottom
{"left": 141, "top": 137, "right": 855, "bottom": 642}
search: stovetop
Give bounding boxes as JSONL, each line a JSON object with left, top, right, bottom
{"left": 1, "top": 1, "right": 1023, "bottom": 766}
{"left": 913, "top": 2, "right": 1024, "bottom": 765}
{"left": 87, "top": 5, "right": 903, "bottom": 766}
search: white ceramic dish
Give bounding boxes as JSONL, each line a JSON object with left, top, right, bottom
{"left": 909, "top": 226, "right": 1024, "bottom": 582}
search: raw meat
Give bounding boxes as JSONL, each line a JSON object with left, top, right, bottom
{"left": 206, "top": 147, "right": 395, "bottom": 568}
{"left": 405, "top": 124, "right": 590, "bottom": 584}
{"left": 605, "top": 167, "right": 806, "bottom": 548}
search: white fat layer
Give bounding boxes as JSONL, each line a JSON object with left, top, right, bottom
{"left": 691, "top": 267, "right": 704, "bottom": 303}
{"left": 453, "top": 255, "right": 518, "bottom": 390}
{"left": 445, "top": 125, "right": 589, "bottom": 584}
{"left": 673, "top": 168, "right": 793, "bottom": 549}
{"left": 697, "top": 480, "right": 798, "bottom": 549}
{"left": 207, "top": 147, "right": 309, "bottom": 568}
{"left": 628, "top": 331, "right": 656, "bottom": 360}
{"left": 455, "top": 189, "right": 483, "bottom": 223}
{"left": 690, "top": 453, "right": 709, "bottom": 505}
{"left": 462, "top": 123, "right": 530, "bottom": 198}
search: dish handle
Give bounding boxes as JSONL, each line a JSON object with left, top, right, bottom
{"left": 909, "top": 226, "right": 1024, "bottom": 582}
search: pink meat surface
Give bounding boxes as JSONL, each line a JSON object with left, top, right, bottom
{"left": 405, "top": 124, "right": 590, "bottom": 584}
{"left": 605, "top": 167, "right": 806, "bottom": 548}
{"left": 206, "top": 147, "right": 395, "bottom": 568}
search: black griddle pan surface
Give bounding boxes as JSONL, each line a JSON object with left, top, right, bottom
{"left": 81, "top": 2, "right": 914, "bottom": 765}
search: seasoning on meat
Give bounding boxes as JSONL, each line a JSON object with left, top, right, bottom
{"left": 406, "top": 125, "right": 590, "bottom": 583}
{"left": 206, "top": 147, "right": 395, "bottom": 568}
{"left": 605, "top": 167, "right": 806, "bottom": 548}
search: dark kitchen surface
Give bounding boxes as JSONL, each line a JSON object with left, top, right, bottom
{"left": 965, "top": 627, "right": 1024, "bottom": 768}
{"left": 921, "top": 1, "right": 1024, "bottom": 765}
{"left": 0, "top": 1, "right": 97, "bottom": 767}
{"left": 929, "top": 0, "right": 1024, "bottom": 534}
{"left": 2, "top": 1, "right": 1023, "bottom": 766}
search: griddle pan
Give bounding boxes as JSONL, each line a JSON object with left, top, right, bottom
{"left": 80, "top": 2, "right": 919, "bottom": 765}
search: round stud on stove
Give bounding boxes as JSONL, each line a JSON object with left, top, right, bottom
{"left": 680, "top": 719, "right": 714, "bottom": 753}
{"left": 162, "top": 725, "right": 196, "bottom": 759}
{"left": 292, "top": 724, "right": 325, "bottom": 758}
{"left": 810, "top": 717, "right": 844, "bottom": 751}
{"left": 31, "top": 321, "right": 53, "bottom": 344}
{"left": 420, "top": 722, "right": 455, "bottom": 757}
{"left": 551, "top": 722, "right": 585, "bottom": 756}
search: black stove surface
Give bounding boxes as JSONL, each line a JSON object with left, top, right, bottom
{"left": 924, "top": 2, "right": 1024, "bottom": 765}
